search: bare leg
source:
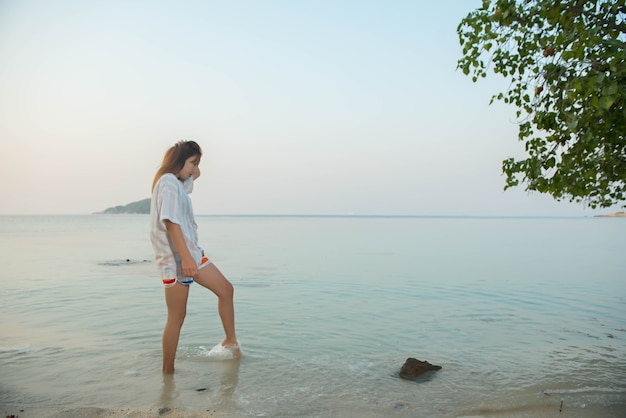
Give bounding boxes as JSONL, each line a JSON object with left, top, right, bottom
{"left": 162, "top": 283, "right": 190, "bottom": 374}
{"left": 194, "top": 263, "right": 241, "bottom": 358}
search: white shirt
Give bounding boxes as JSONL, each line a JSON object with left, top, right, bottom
{"left": 150, "top": 173, "right": 202, "bottom": 279}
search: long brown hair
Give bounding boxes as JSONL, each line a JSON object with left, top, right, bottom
{"left": 152, "top": 140, "right": 202, "bottom": 191}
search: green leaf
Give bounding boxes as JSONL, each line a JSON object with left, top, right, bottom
{"left": 566, "top": 117, "right": 578, "bottom": 131}
{"left": 603, "top": 82, "right": 618, "bottom": 96}
{"left": 598, "top": 95, "right": 616, "bottom": 110}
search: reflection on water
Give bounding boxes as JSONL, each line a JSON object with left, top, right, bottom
{"left": 159, "top": 359, "right": 241, "bottom": 414}
{"left": 216, "top": 359, "right": 240, "bottom": 411}
{"left": 159, "top": 374, "right": 176, "bottom": 412}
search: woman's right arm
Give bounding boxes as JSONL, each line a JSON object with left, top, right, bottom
{"left": 165, "top": 220, "right": 197, "bottom": 278}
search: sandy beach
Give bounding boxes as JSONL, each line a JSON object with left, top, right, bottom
{"left": 4, "top": 402, "right": 626, "bottom": 418}
{"left": 3, "top": 406, "right": 219, "bottom": 418}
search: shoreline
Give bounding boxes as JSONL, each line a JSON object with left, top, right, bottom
{"left": 4, "top": 402, "right": 626, "bottom": 418}
{"left": 1, "top": 407, "right": 220, "bottom": 418}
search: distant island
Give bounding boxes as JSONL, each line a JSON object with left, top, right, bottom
{"left": 98, "top": 198, "right": 151, "bottom": 214}
{"left": 595, "top": 211, "right": 626, "bottom": 218}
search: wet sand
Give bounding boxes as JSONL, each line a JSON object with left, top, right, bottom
{"left": 2, "top": 407, "right": 218, "bottom": 418}
{"left": 4, "top": 402, "right": 626, "bottom": 418}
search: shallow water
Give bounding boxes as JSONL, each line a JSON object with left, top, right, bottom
{"left": 0, "top": 215, "right": 625, "bottom": 417}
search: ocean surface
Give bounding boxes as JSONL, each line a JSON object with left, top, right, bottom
{"left": 0, "top": 214, "right": 625, "bottom": 417}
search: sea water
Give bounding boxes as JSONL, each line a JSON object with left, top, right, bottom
{"left": 0, "top": 215, "right": 624, "bottom": 417}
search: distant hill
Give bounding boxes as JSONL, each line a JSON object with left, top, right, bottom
{"left": 99, "top": 198, "right": 151, "bottom": 214}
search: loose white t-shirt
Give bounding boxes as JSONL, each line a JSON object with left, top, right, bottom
{"left": 150, "top": 173, "right": 202, "bottom": 280}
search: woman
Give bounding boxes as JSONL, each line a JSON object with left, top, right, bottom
{"left": 150, "top": 140, "right": 241, "bottom": 374}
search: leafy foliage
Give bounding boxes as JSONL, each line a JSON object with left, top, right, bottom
{"left": 458, "top": 0, "right": 625, "bottom": 208}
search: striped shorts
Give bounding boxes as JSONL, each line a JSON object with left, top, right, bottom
{"left": 162, "top": 251, "right": 212, "bottom": 288}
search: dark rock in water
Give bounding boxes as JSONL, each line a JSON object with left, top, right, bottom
{"left": 399, "top": 358, "right": 442, "bottom": 380}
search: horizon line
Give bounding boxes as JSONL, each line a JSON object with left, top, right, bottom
{"left": 0, "top": 212, "right": 618, "bottom": 219}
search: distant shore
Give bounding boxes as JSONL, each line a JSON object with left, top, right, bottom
{"left": 95, "top": 198, "right": 150, "bottom": 214}
{"left": 595, "top": 211, "right": 626, "bottom": 217}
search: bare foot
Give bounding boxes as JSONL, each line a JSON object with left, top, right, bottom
{"left": 222, "top": 340, "right": 242, "bottom": 359}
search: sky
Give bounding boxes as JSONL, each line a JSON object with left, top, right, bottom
{"left": 0, "top": 0, "right": 621, "bottom": 216}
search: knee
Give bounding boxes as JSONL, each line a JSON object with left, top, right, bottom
{"left": 220, "top": 281, "right": 234, "bottom": 300}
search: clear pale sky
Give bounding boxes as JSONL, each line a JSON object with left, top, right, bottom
{"left": 0, "top": 0, "right": 620, "bottom": 216}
